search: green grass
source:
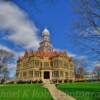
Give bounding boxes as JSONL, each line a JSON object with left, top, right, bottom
{"left": 0, "top": 84, "right": 53, "bottom": 100}
{"left": 57, "top": 82, "right": 100, "bottom": 100}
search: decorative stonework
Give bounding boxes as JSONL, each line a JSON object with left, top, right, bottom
{"left": 16, "top": 28, "right": 75, "bottom": 83}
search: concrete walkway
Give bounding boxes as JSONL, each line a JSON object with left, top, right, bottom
{"left": 43, "top": 80, "right": 76, "bottom": 100}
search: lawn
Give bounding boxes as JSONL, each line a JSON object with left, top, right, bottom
{"left": 0, "top": 84, "right": 53, "bottom": 100}
{"left": 57, "top": 82, "right": 100, "bottom": 100}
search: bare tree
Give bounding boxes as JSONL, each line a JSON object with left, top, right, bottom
{"left": 0, "top": 49, "right": 14, "bottom": 82}
{"left": 94, "top": 66, "right": 100, "bottom": 81}
{"left": 73, "top": 0, "right": 100, "bottom": 59}
{"left": 73, "top": 57, "right": 87, "bottom": 80}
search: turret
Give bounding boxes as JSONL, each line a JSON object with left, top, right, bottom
{"left": 38, "top": 28, "right": 53, "bottom": 51}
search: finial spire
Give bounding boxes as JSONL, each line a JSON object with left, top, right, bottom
{"left": 42, "top": 28, "right": 50, "bottom": 36}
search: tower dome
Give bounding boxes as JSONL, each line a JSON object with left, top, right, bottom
{"left": 42, "top": 28, "right": 50, "bottom": 36}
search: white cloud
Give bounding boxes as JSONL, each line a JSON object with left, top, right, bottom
{"left": 67, "top": 52, "right": 77, "bottom": 57}
{"left": 94, "top": 61, "right": 100, "bottom": 67}
{"left": 8, "top": 63, "right": 16, "bottom": 71}
{"left": 0, "top": 44, "right": 15, "bottom": 54}
{"left": 75, "top": 55, "right": 87, "bottom": 60}
{"left": 8, "top": 63, "right": 16, "bottom": 77}
{"left": 0, "top": 1, "right": 40, "bottom": 49}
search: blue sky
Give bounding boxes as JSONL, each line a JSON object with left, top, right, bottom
{"left": 12, "top": 0, "right": 75, "bottom": 50}
{"left": 0, "top": 0, "right": 99, "bottom": 77}
{"left": 0, "top": 0, "right": 77, "bottom": 54}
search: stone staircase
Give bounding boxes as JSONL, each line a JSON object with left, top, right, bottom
{"left": 43, "top": 79, "right": 50, "bottom": 84}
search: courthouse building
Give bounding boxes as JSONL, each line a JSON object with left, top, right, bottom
{"left": 16, "top": 28, "right": 75, "bottom": 83}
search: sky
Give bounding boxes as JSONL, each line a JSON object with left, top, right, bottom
{"left": 0, "top": 0, "right": 99, "bottom": 77}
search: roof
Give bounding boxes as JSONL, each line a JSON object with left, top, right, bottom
{"left": 17, "top": 50, "right": 70, "bottom": 62}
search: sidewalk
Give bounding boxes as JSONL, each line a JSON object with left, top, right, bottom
{"left": 43, "top": 80, "right": 76, "bottom": 100}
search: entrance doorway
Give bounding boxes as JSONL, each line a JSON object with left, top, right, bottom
{"left": 44, "top": 71, "right": 50, "bottom": 79}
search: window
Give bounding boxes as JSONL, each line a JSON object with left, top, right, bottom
{"left": 58, "top": 60, "right": 63, "bottom": 67}
{"left": 29, "top": 71, "right": 33, "bottom": 77}
{"left": 34, "top": 60, "right": 40, "bottom": 67}
{"left": 44, "top": 62, "right": 49, "bottom": 67}
{"left": 50, "top": 62, "right": 53, "bottom": 67}
{"left": 54, "top": 60, "right": 59, "bottom": 67}
{"left": 65, "top": 72, "right": 68, "bottom": 78}
{"left": 23, "top": 58, "right": 29, "bottom": 68}
{"left": 40, "top": 62, "right": 42, "bottom": 67}
{"left": 52, "top": 71, "right": 59, "bottom": 77}
{"left": 16, "top": 72, "right": 19, "bottom": 78}
{"left": 34, "top": 71, "right": 39, "bottom": 77}
{"left": 25, "top": 58, "right": 29, "bottom": 63}
{"left": 64, "top": 61, "right": 67, "bottom": 66}
{"left": 20, "top": 72, "right": 22, "bottom": 78}
{"left": 60, "top": 71, "right": 63, "bottom": 77}
{"left": 23, "top": 72, "right": 27, "bottom": 78}
{"left": 17, "top": 62, "right": 20, "bottom": 66}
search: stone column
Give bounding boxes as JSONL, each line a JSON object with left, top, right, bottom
{"left": 26, "top": 71, "right": 28, "bottom": 81}
{"left": 41, "top": 70, "right": 44, "bottom": 81}
{"left": 63, "top": 71, "right": 65, "bottom": 80}
{"left": 50, "top": 70, "right": 52, "bottom": 81}
{"left": 33, "top": 71, "right": 34, "bottom": 81}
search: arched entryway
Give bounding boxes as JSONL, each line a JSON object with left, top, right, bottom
{"left": 44, "top": 71, "right": 50, "bottom": 79}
